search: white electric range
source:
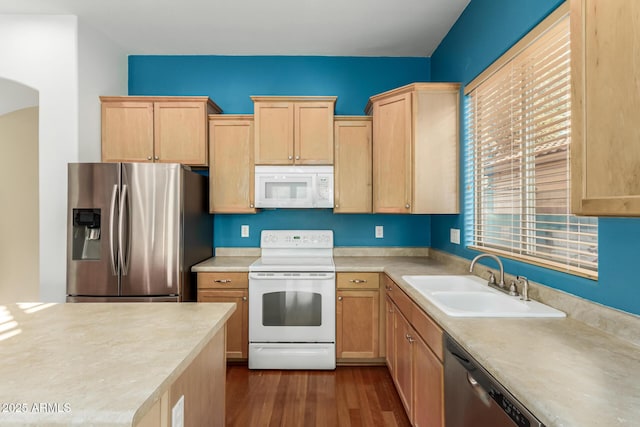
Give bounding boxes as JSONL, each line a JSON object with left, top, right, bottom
{"left": 248, "top": 230, "right": 336, "bottom": 370}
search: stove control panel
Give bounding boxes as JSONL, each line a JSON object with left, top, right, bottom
{"left": 260, "top": 230, "right": 333, "bottom": 249}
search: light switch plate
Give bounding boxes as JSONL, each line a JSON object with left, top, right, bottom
{"left": 375, "top": 225, "right": 384, "bottom": 239}
{"left": 172, "top": 395, "right": 184, "bottom": 427}
{"left": 450, "top": 228, "right": 461, "bottom": 245}
{"left": 241, "top": 225, "right": 249, "bottom": 238}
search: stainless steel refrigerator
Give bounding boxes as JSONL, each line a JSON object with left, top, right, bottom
{"left": 66, "top": 162, "right": 212, "bottom": 302}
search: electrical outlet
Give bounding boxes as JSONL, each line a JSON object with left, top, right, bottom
{"left": 172, "top": 395, "right": 184, "bottom": 427}
{"left": 241, "top": 225, "right": 249, "bottom": 238}
{"left": 375, "top": 225, "right": 384, "bottom": 239}
{"left": 450, "top": 228, "right": 461, "bottom": 245}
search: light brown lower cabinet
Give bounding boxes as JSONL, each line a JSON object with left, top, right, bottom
{"left": 135, "top": 325, "right": 226, "bottom": 427}
{"left": 385, "top": 296, "right": 395, "bottom": 375}
{"left": 385, "top": 275, "right": 444, "bottom": 427}
{"left": 394, "top": 308, "right": 414, "bottom": 415}
{"left": 336, "top": 273, "right": 381, "bottom": 361}
{"left": 197, "top": 272, "right": 248, "bottom": 360}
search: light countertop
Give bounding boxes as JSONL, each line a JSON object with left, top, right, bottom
{"left": 192, "top": 254, "right": 640, "bottom": 427}
{"left": 0, "top": 302, "right": 235, "bottom": 426}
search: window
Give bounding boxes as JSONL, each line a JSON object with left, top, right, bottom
{"left": 465, "top": 4, "right": 598, "bottom": 279}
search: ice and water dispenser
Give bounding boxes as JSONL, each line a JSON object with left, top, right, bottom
{"left": 71, "top": 209, "right": 101, "bottom": 260}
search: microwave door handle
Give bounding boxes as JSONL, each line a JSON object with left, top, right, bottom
{"left": 310, "top": 175, "right": 318, "bottom": 207}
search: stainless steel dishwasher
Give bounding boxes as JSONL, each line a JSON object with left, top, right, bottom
{"left": 444, "top": 334, "right": 545, "bottom": 427}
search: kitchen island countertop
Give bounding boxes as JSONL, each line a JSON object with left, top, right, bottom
{"left": 0, "top": 302, "right": 234, "bottom": 426}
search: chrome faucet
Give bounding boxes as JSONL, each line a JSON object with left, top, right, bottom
{"left": 517, "top": 276, "right": 530, "bottom": 301}
{"left": 469, "top": 254, "right": 506, "bottom": 288}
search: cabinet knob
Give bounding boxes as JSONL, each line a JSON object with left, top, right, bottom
{"left": 295, "top": 156, "right": 300, "bottom": 160}
{"left": 242, "top": 296, "right": 247, "bottom": 301}
{"left": 405, "top": 203, "right": 410, "bottom": 209}
{"left": 250, "top": 203, "right": 254, "bottom": 208}
{"left": 288, "top": 156, "right": 293, "bottom": 160}
{"left": 335, "top": 204, "right": 339, "bottom": 208}
{"left": 154, "top": 156, "right": 159, "bottom": 161}
{"left": 147, "top": 156, "right": 152, "bottom": 160}
{"left": 338, "top": 296, "right": 343, "bottom": 301}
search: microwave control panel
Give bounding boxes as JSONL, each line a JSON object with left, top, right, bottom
{"left": 316, "top": 175, "right": 333, "bottom": 203}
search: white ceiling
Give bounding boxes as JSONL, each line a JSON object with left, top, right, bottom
{"left": 0, "top": 0, "right": 470, "bottom": 56}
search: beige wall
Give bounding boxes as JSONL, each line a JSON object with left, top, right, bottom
{"left": 0, "top": 107, "right": 39, "bottom": 302}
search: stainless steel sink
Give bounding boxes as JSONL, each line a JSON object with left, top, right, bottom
{"left": 402, "top": 275, "right": 565, "bottom": 318}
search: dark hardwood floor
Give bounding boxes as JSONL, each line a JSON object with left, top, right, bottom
{"left": 226, "top": 364, "right": 411, "bottom": 427}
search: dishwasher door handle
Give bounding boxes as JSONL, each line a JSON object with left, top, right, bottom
{"left": 467, "top": 372, "right": 492, "bottom": 407}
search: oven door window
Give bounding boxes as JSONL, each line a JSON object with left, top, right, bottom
{"left": 262, "top": 291, "right": 322, "bottom": 326}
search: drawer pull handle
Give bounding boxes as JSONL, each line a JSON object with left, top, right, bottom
{"left": 349, "top": 279, "right": 367, "bottom": 284}
{"left": 214, "top": 279, "right": 232, "bottom": 283}
{"left": 405, "top": 334, "right": 415, "bottom": 343}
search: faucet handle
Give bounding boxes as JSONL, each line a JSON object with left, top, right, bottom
{"left": 516, "top": 276, "right": 531, "bottom": 301}
{"left": 508, "top": 281, "right": 519, "bottom": 296}
{"left": 487, "top": 271, "right": 496, "bottom": 285}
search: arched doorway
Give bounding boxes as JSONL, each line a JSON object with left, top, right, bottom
{"left": 0, "top": 78, "right": 39, "bottom": 302}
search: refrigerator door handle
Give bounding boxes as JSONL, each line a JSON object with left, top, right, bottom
{"left": 118, "top": 184, "right": 130, "bottom": 276}
{"left": 109, "top": 184, "right": 119, "bottom": 276}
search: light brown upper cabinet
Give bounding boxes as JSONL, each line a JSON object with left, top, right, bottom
{"left": 334, "top": 116, "right": 373, "bottom": 213}
{"left": 570, "top": 0, "right": 640, "bottom": 216}
{"left": 208, "top": 115, "right": 256, "bottom": 214}
{"left": 252, "top": 96, "right": 336, "bottom": 165}
{"left": 100, "top": 96, "right": 221, "bottom": 166}
{"left": 366, "top": 83, "right": 460, "bottom": 214}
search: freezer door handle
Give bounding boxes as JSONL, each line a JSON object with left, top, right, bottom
{"left": 118, "top": 184, "right": 130, "bottom": 276}
{"left": 109, "top": 184, "right": 119, "bottom": 276}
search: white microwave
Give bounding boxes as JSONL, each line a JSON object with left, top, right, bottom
{"left": 254, "top": 166, "right": 334, "bottom": 208}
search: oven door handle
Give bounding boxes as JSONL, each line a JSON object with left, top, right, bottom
{"left": 249, "top": 272, "right": 335, "bottom": 280}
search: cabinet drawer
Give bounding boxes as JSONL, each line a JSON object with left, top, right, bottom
{"left": 386, "top": 277, "right": 413, "bottom": 320}
{"left": 411, "top": 305, "right": 443, "bottom": 361}
{"left": 337, "top": 272, "right": 380, "bottom": 289}
{"left": 197, "top": 272, "right": 248, "bottom": 289}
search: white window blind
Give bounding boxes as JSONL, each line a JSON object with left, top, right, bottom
{"left": 466, "top": 12, "right": 598, "bottom": 278}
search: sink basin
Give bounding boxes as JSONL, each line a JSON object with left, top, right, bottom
{"left": 402, "top": 275, "right": 566, "bottom": 318}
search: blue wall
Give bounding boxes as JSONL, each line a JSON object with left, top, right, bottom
{"left": 430, "top": 0, "right": 640, "bottom": 316}
{"left": 129, "top": 56, "right": 430, "bottom": 115}
{"left": 129, "top": 55, "right": 432, "bottom": 248}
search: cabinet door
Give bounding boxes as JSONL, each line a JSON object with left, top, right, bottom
{"left": 101, "top": 101, "right": 154, "bottom": 163}
{"left": 413, "top": 336, "right": 444, "bottom": 427}
{"left": 571, "top": 0, "right": 640, "bottom": 215}
{"left": 209, "top": 117, "right": 256, "bottom": 213}
{"left": 198, "top": 289, "right": 248, "bottom": 359}
{"left": 154, "top": 101, "right": 208, "bottom": 166}
{"left": 372, "top": 92, "right": 412, "bottom": 213}
{"left": 385, "top": 296, "right": 395, "bottom": 374}
{"left": 334, "top": 118, "right": 372, "bottom": 213}
{"left": 336, "top": 289, "right": 379, "bottom": 359}
{"left": 294, "top": 102, "right": 334, "bottom": 164}
{"left": 394, "top": 309, "right": 414, "bottom": 418}
{"left": 254, "top": 101, "right": 294, "bottom": 164}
